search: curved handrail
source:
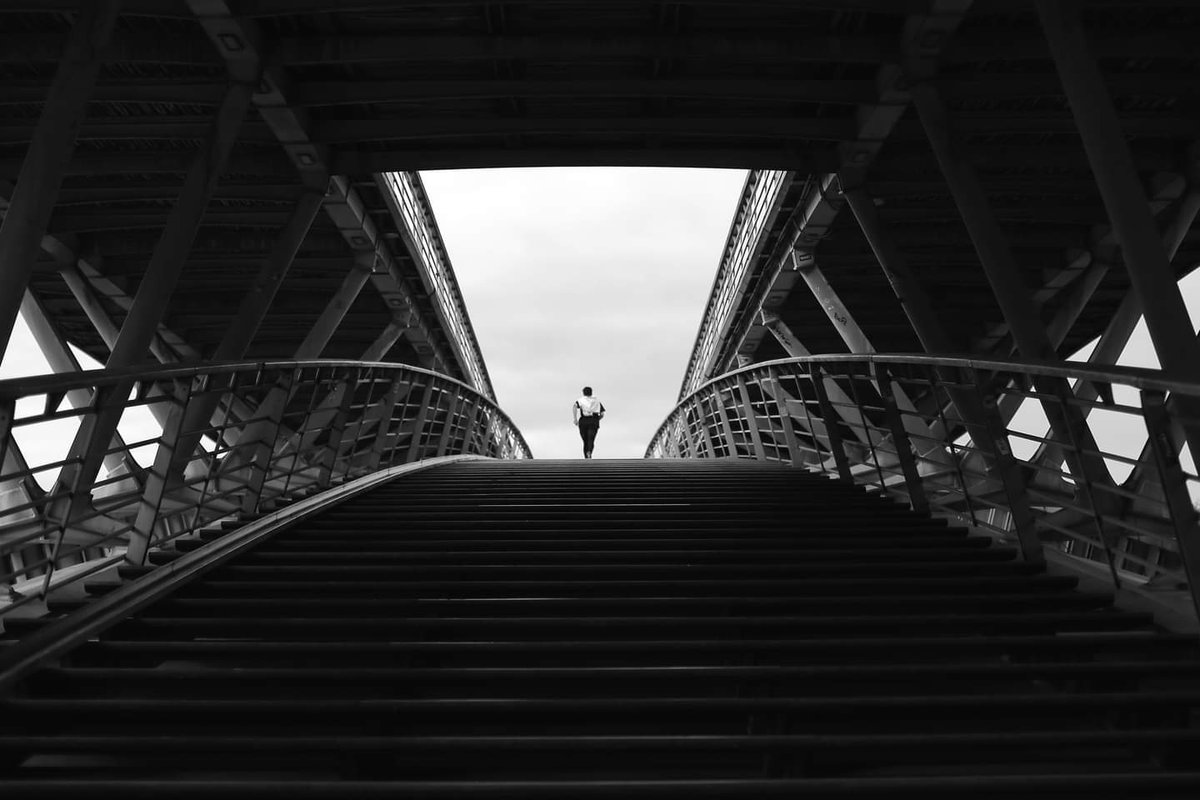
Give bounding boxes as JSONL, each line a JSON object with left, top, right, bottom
{"left": 655, "top": 354, "right": 1200, "bottom": 445}
{"left": 647, "top": 354, "right": 1200, "bottom": 621}
{"left": 0, "top": 359, "right": 530, "bottom": 622}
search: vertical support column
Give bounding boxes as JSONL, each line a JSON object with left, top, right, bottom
{"left": 0, "top": 0, "right": 122, "bottom": 358}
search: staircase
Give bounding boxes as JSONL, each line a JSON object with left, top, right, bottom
{"left": 3, "top": 458, "right": 1200, "bottom": 797}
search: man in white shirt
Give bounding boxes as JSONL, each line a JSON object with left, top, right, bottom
{"left": 572, "top": 386, "right": 606, "bottom": 459}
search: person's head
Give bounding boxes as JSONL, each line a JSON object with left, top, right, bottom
{"left": 582, "top": 386, "right": 593, "bottom": 396}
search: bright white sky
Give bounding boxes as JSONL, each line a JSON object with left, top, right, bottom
{"left": 421, "top": 167, "right": 748, "bottom": 458}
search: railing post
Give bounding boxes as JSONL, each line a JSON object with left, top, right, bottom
{"left": 460, "top": 402, "right": 483, "bottom": 454}
{"left": 128, "top": 385, "right": 194, "bottom": 566}
{"left": 405, "top": 382, "right": 437, "bottom": 463}
{"left": 845, "top": 364, "right": 887, "bottom": 490}
{"left": 1141, "top": 390, "right": 1200, "bottom": 620}
{"left": 874, "top": 364, "right": 929, "bottom": 514}
{"left": 365, "top": 375, "right": 405, "bottom": 471}
{"left": 1045, "top": 379, "right": 1121, "bottom": 585}
{"left": 767, "top": 367, "right": 802, "bottom": 464}
{"left": 712, "top": 383, "right": 738, "bottom": 458}
{"left": 238, "top": 370, "right": 293, "bottom": 515}
{"left": 315, "top": 367, "right": 358, "bottom": 489}
{"left": 810, "top": 366, "right": 853, "bottom": 483}
{"left": 735, "top": 375, "right": 767, "bottom": 460}
{"left": 971, "top": 369, "right": 1045, "bottom": 566}
{"left": 927, "top": 368, "right": 979, "bottom": 528}
{"left": 696, "top": 401, "right": 717, "bottom": 459}
{"left": 436, "top": 390, "right": 463, "bottom": 458}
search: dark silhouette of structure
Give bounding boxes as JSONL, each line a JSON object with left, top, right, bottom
{"left": 2, "top": 1, "right": 1200, "bottom": 794}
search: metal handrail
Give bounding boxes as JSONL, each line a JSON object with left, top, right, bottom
{"left": 0, "top": 359, "right": 530, "bottom": 622}
{"left": 647, "top": 354, "right": 1200, "bottom": 620}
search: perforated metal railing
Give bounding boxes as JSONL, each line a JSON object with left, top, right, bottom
{"left": 648, "top": 355, "right": 1200, "bottom": 619}
{"left": 0, "top": 360, "right": 530, "bottom": 620}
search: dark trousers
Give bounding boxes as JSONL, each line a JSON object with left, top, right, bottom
{"left": 578, "top": 417, "right": 600, "bottom": 456}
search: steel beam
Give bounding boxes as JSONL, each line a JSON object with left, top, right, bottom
{"left": 311, "top": 116, "right": 856, "bottom": 143}
{"left": 725, "top": 2, "right": 971, "bottom": 373}
{"left": 53, "top": 82, "right": 254, "bottom": 517}
{"left": 291, "top": 77, "right": 878, "bottom": 106}
{"left": 200, "top": 254, "right": 382, "bottom": 485}
{"left": 360, "top": 321, "right": 406, "bottom": 363}
{"left": 157, "top": 182, "right": 329, "bottom": 482}
{"left": 793, "top": 253, "right": 875, "bottom": 356}
{"left": 57, "top": 261, "right": 191, "bottom": 365}
{"left": 842, "top": 187, "right": 959, "bottom": 353}
{"left": 19, "top": 289, "right": 142, "bottom": 483}
{"left": 912, "top": 85, "right": 1057, "bottom": 364}
{"left": 0, "top": 0, "right": 121, "bottom": 359}
{"left": 978, "top": 170, "right": 1190, "bottom": 358}
{"left": 294, "top": 252, "right": 376, "bottom": 360}
{"left": 271, "top": 32, "right": 890, "bottom": 66}
{"left": 1037, "top": 1, "right": 1200, "bottom": 385}
{"left": 913, "top": 80, "right": 1121, "bottom": 535}
{"left": 329, "top": 146, "right": 838, "bottom": 174}
{"left": 791, "top": 253, "right": 952, "bottom": 469}
{"left": 211, "top": 181, "right": 329, "bottom": 360}
{"left": 186, "top": 2, "right": 457, "bottom": 379}
{"left": 760, "top": 313, "right": 884, "bottom": 453}
{"left": 105, "top": 83, "right": 253, "bottom": 370}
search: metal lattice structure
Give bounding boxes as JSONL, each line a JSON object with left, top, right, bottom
{"left": 3, "top": 1, "right": 1200, "bottom": 623}
{"left": 0, "top": 360, "right": 528, "bottom": 619}
{"left": 650, "top": 355, "right": 1200, "bottom": 618}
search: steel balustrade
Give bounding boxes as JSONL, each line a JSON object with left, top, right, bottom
{"left": 648, "top": 355, "right": 1200, "bottom": 620}
{"left": 0, "top": 360, "right": 530, "bottom": 621}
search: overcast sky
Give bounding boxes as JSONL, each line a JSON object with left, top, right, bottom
{"left": 421, "top": 167, "right": 748, "bottom": 458}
